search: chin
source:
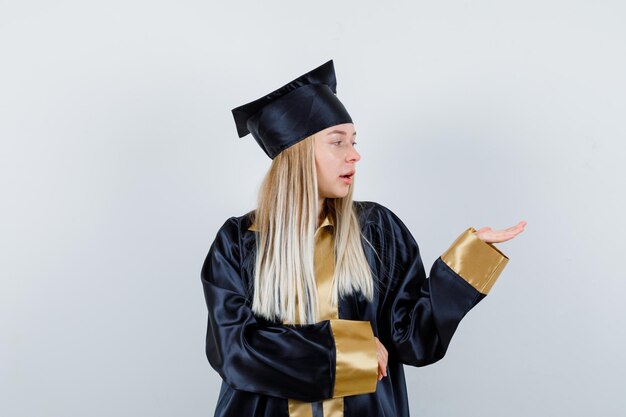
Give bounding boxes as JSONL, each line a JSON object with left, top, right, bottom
{"left": 320, "top": 184, "right": 351, "bottom": 199}
{"left": 332, "top": 188, "right": 351, "bottom": 198}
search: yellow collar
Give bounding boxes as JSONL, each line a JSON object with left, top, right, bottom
{"left": 248, "top": 214, "right": 333, "bottom": 232}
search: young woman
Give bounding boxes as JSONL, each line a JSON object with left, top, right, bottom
{"left": 201, "top": 60, "right": 526, "bottom": 417}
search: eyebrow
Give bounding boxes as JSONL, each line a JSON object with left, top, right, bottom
{"left": 326, "top": 129, "right": 357, "bottom": 136}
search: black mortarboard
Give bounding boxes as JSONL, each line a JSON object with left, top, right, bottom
{"left": 231, "top": 59, "right": 353, "bottom": 159}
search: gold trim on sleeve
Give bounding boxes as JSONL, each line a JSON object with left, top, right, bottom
{"left": 329, "top": 319, "right": 378, "bottom": 398}
{"left": 440, "top": 227, "right": 509, "bottom": 295}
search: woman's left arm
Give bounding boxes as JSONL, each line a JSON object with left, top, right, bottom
{"left": 373, "top": 205, "right": 525, "bottom": 367}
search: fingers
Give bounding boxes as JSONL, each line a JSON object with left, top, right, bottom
{"left": 475, "top": 220, "right": 527, "bottom": 243}
{"left": 504, "top": 221, "right": 527, "bottom": 232}
{"left": 498, "top": 222, "right": 526, "bottom": 240}
{"left": 377, "top": 356, "right": 386, "bottom": 380}
{"left": 374, "top": 337, "right": 388, "bottom": 381}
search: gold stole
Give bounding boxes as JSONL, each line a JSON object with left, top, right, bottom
{"left": 286, "top": 222, "right": 344, "bottom": 417}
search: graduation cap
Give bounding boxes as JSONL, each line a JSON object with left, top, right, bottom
{"left": 231, "top": 59, "right": 353, "bottom": 159}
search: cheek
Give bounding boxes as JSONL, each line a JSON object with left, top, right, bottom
{"left": 315, "top": 154, "right": 326, "bottom": 174}
{"left": 316, "top": 157, "right": 336, "bottom": 181}
{"left": 314, "top": 158, "right": 323, "bottom": 179}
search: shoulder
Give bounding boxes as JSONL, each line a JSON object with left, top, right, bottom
{"left": 202, "top": 211, "right": 255, "bottom": 275}
{"left": 353, "top": 200, "right": 406, "bottom": 229}
{"left": 212, "top": 209, "right": 256, "bottom": 237}
{"left": 353, "top": 200, "right": 418, "bottom": 248}
{"left": 204, "top": 210, "right": 257, "bottom": 262}
{"left": 216, "top": 203, "right": 407, "bottom": 236}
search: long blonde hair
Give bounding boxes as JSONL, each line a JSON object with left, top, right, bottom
{"left": 251, "top": 134, "right": 374, "bottom": 325}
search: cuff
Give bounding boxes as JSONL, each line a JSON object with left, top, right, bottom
{"left": 329, "top": 319, "right": 378, "bottom": 398}
{"left": 440, "top": 227, "right": 509, "bottom": 295}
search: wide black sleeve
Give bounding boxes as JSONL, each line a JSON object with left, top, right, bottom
{"left": 201, "top": 217, "right": 376, "bottom": 401}
{"left": 374, "top": 205, "right": 509, "bottom": 367}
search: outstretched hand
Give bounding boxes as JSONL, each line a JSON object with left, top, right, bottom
{"left": 473, "top": 220, "right": 527, "bottom": 244}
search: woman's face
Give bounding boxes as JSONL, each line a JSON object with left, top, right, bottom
{"left": 314, "top": 122, "right": 361, "bottom": 199}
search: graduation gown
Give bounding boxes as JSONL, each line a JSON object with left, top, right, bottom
{"left": 201, "top": 200, "right": 509, "bottom": 417}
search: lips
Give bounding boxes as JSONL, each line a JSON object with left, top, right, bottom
{"left": 340, "top": 170, "right": 355, "bottom": 179}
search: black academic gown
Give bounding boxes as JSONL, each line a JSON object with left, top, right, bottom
{"left": 201, "top": 200, "right": 509, "bottom": 417}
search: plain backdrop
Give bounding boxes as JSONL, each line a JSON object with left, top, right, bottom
{"left": 1, "top": 1, "right": 625, "bottom": 416}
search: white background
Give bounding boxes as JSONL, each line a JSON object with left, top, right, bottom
{"left": 2, "top": 1, "right": 625, "bottom": 416}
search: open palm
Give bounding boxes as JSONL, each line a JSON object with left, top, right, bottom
{"left": 474, "top": 220, "right": 527, "bottom": 244}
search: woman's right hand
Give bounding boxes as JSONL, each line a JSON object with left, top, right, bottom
{"left": 374, "top": 337, "right": 388, "bottom": 380}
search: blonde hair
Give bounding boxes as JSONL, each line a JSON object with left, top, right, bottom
{"left": 251, "top": 134, "right": 375, "bottom": 325}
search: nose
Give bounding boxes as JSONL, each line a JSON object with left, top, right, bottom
{"left": 347, "top": 146, "right": 361, "bottom": 163}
